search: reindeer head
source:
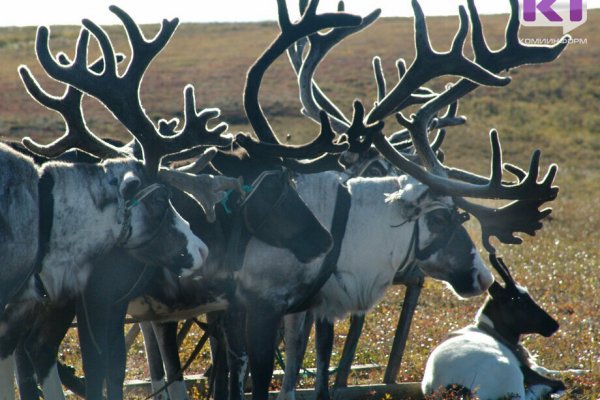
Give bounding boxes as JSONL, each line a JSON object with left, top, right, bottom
{"left": 387, "top": 176, "right": 493, "bottom": 297}
{"left": 482, "top": 254, "right": 559, "bottom": 339}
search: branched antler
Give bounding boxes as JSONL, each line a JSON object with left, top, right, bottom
{"left": 279, "top": 0, "right": 566, "bottom": 250}
{"left": 241, "top": 0, "right": 361, "bottom": 158}
{"left": 32, "top": 6, "right": 232, "bottom": 177}
{"left": 19, "top": 53, "right": 130, "bottom": 159}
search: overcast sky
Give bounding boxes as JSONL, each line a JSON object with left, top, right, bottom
{"left": 0, "top": 0, "right": 535, "bottom": 27}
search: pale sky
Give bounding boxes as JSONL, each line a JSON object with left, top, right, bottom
{"left": 0, "top": 0, "right": 541, "bottom": 27}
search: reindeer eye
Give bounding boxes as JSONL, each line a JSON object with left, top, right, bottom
{"left": 426, "top": 209, "right": 451, "bottom": 234}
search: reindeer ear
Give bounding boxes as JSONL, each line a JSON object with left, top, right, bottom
{"left": 119, "top": 171, "right": 142, "bottom": 201}
{"left": 158, "top": 169, "right": 243, "bottom": 223}
{"left": 385, "top": 176, "right": 429, "bottom": 220}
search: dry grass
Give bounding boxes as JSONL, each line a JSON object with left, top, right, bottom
{"left": 0, "top": 6, "right": 598, "bottom": 400}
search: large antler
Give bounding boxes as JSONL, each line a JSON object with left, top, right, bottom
{"left": 239, "top": 0, "right": 364, "bottom": 161}
{"left": 368, "top": 0, "right": 566, "bottom": 250}
{"left": 367, "top": 0, "right": 565, "bottom": 197}
{"left": 282, "top": 0, "right": 565, "bottom": 251}
{"left": 33, "top": 6, "right": 231, "bottom": 177}
{"left": 19, "top": 54, "right": 131, "bottom": 159}
{"left": 286, "top": 1, "right": 381, "bottom": 134}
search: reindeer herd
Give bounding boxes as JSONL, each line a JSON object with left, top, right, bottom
{"left": 0, "top": 0, "right": 579, "bottom": 399}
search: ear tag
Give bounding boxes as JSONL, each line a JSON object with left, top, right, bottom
{"left": 220, "top": 185, "right": 253, "bottom": 214}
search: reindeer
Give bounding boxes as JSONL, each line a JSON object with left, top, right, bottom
{"left": 421, "top": 254, "right": 571, "bottom": 400}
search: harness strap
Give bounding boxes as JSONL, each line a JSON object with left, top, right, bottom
{"left": 287, "top": 183, "right": 352, "bottom": 314}
{"left": 222, "top": 169, "right": 289, "bottom": 272}
{"left": 413, "top": 210, "right": 469, "bottom": 261}
{"left": 393, "top": 221, "right": 420, "bottom": 282}
{"left": 8, "top": 171, "right": 55, "bottom": 303}
{"left": 116, "top": 183, "right": 165, "bottom": 246}
{"left": 223, "top": 209, "right": 251, "bottom": 272}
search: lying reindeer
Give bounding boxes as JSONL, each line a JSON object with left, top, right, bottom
{"left": 422, "top": 254, "right": 568, "bottom": 400}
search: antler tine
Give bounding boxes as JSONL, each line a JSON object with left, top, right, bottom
{"left": 433, "top": 100, "right": 466, "bottom": 129}
{"left": 373, "top": 56, "right": 386, "bottom": 104}
{"left": 174, "top": 84, "right": 232, "bottom": 148}
{"left": 345, "top": 100, "right": 384, "bottom": 153}
{"left": 19, "top": 52, "right": 129, "bottom": 159}
{"left": 244, "top": 0, "right": 362, "bottom": 146}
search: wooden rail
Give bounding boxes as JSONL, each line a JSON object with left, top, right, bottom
{"left": 121, "top": 366, "right": 423, "bottom": 400}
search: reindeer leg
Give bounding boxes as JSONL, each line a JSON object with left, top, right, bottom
{"left": 246, "top": 302, "right": 282, "bottom": 400}
{"left": 77, "top": 295, "right": 109, "bottom": 400}
{"left": 140, "top": 322, "right": 169, "bottom": 400}
{"left": 0, "top": 354, "right": 15, "bottom": 400}
{"left": 0, "top": 304, "right": 36, "bottom": 400}
{"left": 314, "top": 318, "right": 334, "bottom": 400}
{"left": 206, "top": 311, "right": 230, "bottom": 400}
{"left": 152, "top": 321, "right": 189, "bottom": 400}
{"left": 105, "top": 302, "right": 128, "bottom": 400}
{"left": 220, "top": 306, "right": 248, "bottom": 400}
{"left": 521, "top": 366, "right": 565, "bottom": 393}
{"left": 14, "top": 344, "right": 38, "bottom": 400}
{"left": 278, "top": 312, "right": 313, "bottom": 400}
{"left": 22, "top": 302, "right": 74, "bottom": 400}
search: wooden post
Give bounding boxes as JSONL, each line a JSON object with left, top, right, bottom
{"left": 333, "top": 314, "right": 365, "bottom": 388}
{"left": 383, "top": 274, "right": 424, "bottom": 384}
{"left": 125, "top": 322, "right": 141, "bottom": 352}
{"left": 177, "top": 319, "right": 195, "bottom": 348}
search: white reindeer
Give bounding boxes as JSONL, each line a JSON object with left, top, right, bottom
{"left": 422, "top": 255, "right": 577, "bottom": 400}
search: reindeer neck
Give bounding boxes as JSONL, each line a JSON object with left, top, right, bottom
{"left": 42, "top": 162, "right": 125, "bottom": 257}
{"left": 477, "top": 300, "right": 521, "bottom": 346}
